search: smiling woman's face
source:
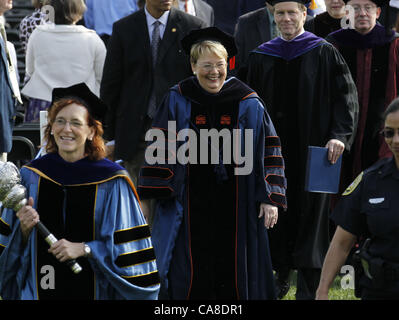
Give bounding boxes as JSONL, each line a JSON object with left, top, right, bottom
{"left": 384, "top": 110, "right": 399, "bottom": 167}
{"left": 52, "top": 103, "right": 94, "bottom": 162}
{"left": 325, "top": 0, "right": 346, "bottom": 18}
{"left": 191, "top": 51, "right": 227, "bottom": 94}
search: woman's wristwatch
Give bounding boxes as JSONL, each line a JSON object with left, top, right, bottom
{"left": 83, "top": 243, "right": 92, "bottom": 258}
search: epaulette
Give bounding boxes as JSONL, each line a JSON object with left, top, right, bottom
{"left": 362, "top": 157, "right": 392, "bottom": 176}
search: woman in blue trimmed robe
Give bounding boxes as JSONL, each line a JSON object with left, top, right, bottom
{"left": 138, "top": 27, "right": 287, "bottom": 300}
{"left": 0, "top": 83, "right": 160, "bottom": 300}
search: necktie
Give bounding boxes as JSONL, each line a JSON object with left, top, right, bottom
{"left": 151, "top": 21, "right": 161, "bottom": 67}
{"left": 184, "top": 0, "right": 188, "bottom": 12}
{"left": 148, "top": 21, "right": 161, "bottom": 118}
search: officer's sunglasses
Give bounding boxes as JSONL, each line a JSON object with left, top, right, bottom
{"left": 381, "top": 128, "right": 399, "bottom": 138}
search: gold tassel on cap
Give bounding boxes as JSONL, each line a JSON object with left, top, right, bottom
{"left": 309, "top": 0, "right": 317, "bottom": 10}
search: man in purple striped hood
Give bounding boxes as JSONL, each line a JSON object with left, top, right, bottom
{"left": 246, "top": 0, "right": 359, "bottom": 300}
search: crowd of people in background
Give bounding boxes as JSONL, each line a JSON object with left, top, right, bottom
{"left": 0, "top": 0, "right": 399, "bottom": 300}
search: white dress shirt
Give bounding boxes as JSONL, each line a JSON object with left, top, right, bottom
{"left": 280, "top": 29, "right": 305, "bottom": 42}
{"left": 144, "top": 6, "right": 170, "bottom": 43}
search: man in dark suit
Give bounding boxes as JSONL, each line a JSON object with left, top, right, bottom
{"left": 100, "top": 0, "right": 205, "bottom": 186}
{"left": 234, "top": 2, "right": 279, "bottom": 80}
{"left": 174, "top": 0, "right": 214, "bottom": 27}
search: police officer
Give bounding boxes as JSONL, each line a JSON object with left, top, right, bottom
{"left": 316, "top": 97, "right": 399, "bottom": 300}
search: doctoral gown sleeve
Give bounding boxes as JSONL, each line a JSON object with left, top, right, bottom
{"left": 0, "top": 168, "right": 39, "bottom": 300}
{"left": 86, "top": 177, "right": 160, "bottom": 300}
{"left": 242, "top": 97, "right": 287, "bottom": 208}
{"left": 0, "top": 207, "right": 25, "bottom": 299}
{"left": 325, "top": 44, "right": 359, "bottom": 149}
{"left": 137, "top": 90, "right": 187, "bottom": 200}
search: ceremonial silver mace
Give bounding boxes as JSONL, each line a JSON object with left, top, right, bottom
{"left": 0, "top": 161, "right": 82, "bottom": 274}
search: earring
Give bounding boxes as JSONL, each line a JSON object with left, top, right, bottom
{"left": 51, "top": 132, "right": 54, "bottom": 135}
{"left": 193, "top": 71, "right": 196, "bottom": 75}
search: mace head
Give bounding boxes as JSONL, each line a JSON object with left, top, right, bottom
{"left": 0, "top": 161, "right": 26, "bottom": 211}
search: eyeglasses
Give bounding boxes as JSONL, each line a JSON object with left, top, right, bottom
{"left": 197, "top": 62, "right": 226, "bottom": 72}
{"left": 350, "top": 4, "right": 377, "bottom": 14}
{"left": 53, "top": 118, "right": 86, "bottom": 129}
{"left": 381, "top": 128, "right": 399, "bottom": 138}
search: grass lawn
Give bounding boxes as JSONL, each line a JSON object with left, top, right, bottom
{"left": 282, "top": 270, "right": 360, "bottom": 300}
{"left": 0, "top": 270, "right": 360, "bottom": 301}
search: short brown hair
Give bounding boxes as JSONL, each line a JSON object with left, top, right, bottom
{"left": 31, "top": 0, "right": 45, "bottom": 9}
{"left": 47, "top": 0, "right": 86, "bottom": 25}
{"left": 44, "top": 98, "right": 106, "bottom": 161}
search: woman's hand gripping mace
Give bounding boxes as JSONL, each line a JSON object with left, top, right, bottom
{"left": 0, "top": 161, "right": 82, "bottom": 274}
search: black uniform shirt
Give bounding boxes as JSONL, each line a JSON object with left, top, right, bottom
{"left": 331, "top": 157, "right": 399, "bottom": 264}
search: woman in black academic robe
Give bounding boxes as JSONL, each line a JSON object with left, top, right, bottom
{"left": 138, "top": 27, "right": 287, "bottom": 300}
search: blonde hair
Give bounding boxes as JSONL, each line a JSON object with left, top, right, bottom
{"left": 298, "top": 3, "right": 307, "bottom": 12}
{"left": 190, "top": 40, "right": 228, "bottom": 65}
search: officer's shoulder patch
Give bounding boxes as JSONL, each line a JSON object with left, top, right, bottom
{"left": 342, "top": 171, "right": 364, "bottom": 196}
